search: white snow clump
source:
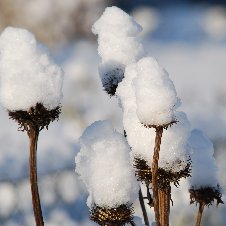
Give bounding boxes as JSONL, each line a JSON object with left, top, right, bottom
{"left": 188, "top": 129, "right": 219, "bottom": 188}
{"left": 117, "top": 63, "right": 155, "bottom": 164}
{"left": 0, "top": 27, "right": 63, "bottom": 111}
{"left": 132, "top": 57, "right": 180, "bottom": 126}
{"left": 75, "top": 120, "right": 139, "bottom": 208}
{"left": 117, "top": 62, "right": 189, "bottom": 171}
{"left": 159, "top": 111, "right": 191, "bottom": 172}
{"left": 92, "top": 6, "right": 145, "bottom": 94}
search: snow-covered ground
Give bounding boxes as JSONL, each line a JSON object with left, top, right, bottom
{"left": 0, "top": 5, "right": 226, "bottom": 226}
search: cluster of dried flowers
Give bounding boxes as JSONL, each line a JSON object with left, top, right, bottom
{"left": 75, "top": 6, "right": 223, "bottom": 226}
{"left": 0, "top": 6, "right": 223, "bottom": 226}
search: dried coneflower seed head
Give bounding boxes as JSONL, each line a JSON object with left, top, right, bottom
{"left": 90, "top": 204, "right": 134, "bottom": 226}
{"left": 134, "top": 157, "right": 152, "bottom": 186}
{"left": 189, "top": 186, "right": 224, "bottom": 207}
{"left": 9, "top": 103, "right": 61, "bottom": 132}
{"left": 101, "top": 68, "right": 124, "bottom": 96}
{"left": 134, "top": 157, "right": 191, "bottom": 188}
{"left": 143, "top": 120, "right": 177, "bottom": 131}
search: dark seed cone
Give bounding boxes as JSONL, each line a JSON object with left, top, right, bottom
{"left": 101, "top": 67, "right": 124, "bottom": 96}
{"left": 9, "top": 103, "right": 61, "bottom": 132}
{"left": 134, "top": 157, "right": 191, "bottom": 189}
{"left": 90, "top": 204, "right": 135, "bottom": 226}
{"left": 189, "top": 185, "right": 224, "bottom": 207}
{"left": 143, "top": 120, "right": 177, "bottom": 130}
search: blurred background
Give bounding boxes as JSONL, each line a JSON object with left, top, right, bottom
{"left": 0, "top": 0, "right": 226, "bottom": 225}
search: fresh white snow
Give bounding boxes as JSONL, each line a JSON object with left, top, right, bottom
{"left": 188, "top": 129, "right": 219, "bottom": 188}
{"left": 132, "top": 57, "right": 180, "bottom": 126}
{"left": 75, "top": 120, "right": 139, "bottom": 208}
{"left": 0, "top": 27, "right": 63, "bottom": 111}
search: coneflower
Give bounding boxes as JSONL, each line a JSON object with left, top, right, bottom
{"left": 188, "top": 129, "right": 223, "bottom": 226}
{"left": 92, "top": 6, "right": 144, "bottom": 96}
{"left": 132, "top": 57, "right": 180, "bottom": 226}
{"left": 75, "top": 121, "right": 139, "bottom": 226}
{"left": 0, "top": 27, "right": 63, "bottom": 226}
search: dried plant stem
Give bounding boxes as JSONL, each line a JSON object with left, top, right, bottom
{"left": 29, "top": 127, "right": 44, "bottom": 226}
{"left": 195, "top": 202, "right": 205, "bottom": 226}
{"left": 159, "top": 185, "right": 171, "bottom": 226}
{"left": 152, "top": 127, "right": 163, "bottom": 226}
{"left": 139, "top": 188, "right": 150, "bottom": 226}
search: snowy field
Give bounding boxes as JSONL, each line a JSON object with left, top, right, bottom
{"left": 0, "top": 4, "right": 226, "bottom": 226}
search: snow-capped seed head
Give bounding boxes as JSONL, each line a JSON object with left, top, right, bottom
{"left": 117, "top": 64, "right": 187, "bottom": 172}
{"left": 158, "top": 111, "right": 191, "bottom": 172}
{"left": 188, "top": 129, "right": 218, "bottom": 189}
{"left": 188, "top": 129, "right": 223, "bottom": 206}
{"left": 0, "top": 27, "right": 63, "bottom": 111}
{"left": 92, "top": 6, "right": 145, "bottom": 96}
{"left": 132, "top": 57, "right": 180, "bottom": 126}
{"left": 75, "top": 120, "right": 139, "bottom": 209}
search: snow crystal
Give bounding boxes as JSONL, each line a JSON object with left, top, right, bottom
{"left": 92, "top": 6, "right": 145, "bottom": 94}
{"left": 75, "top": 120, "right": 139, "bottom": 208}
{"left": 0, "top": 27, "right": 63, "bottom": 111}
{"left": 188, "top": 129, "right": 218, "bottom": 188}
{"left": 133, "top": 57, "right": 180, "bottom": 126}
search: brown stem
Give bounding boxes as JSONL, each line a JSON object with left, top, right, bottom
{"left": 195, "top": 202, "right": 205, "bottom": 226}
{"left": 139, "top": 188, "right": 150, "bottom": 226}
{"left": 152, "top": 127, "right": 163, "bottom": 226}
{"left": 159, "top": 185, "right": 171, "bottom": 226}
{"left": 29, "top": 127, "right": 44, "bottom": 226}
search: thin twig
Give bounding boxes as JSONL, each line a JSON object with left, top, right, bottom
{"left": 139, "top": 188, "right": 150, "bottom": 226}
{"left": 195, "top": 202, "right": 205, "bottom": 226}
{"left": 29, "top": 127, "right": 44, "bottom": 226}
{"left": 152, "top": 126, "right": 164, "bottom": 226}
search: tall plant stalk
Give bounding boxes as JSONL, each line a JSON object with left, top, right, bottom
{"left": 29, "top": 127, "right": 44, "bottom": 226}
{"left": 195, "top": 202, "right": 205, "bottom": 226}
{"left": 152, "top": 126, "right": 163, "bottom": 226}
{"left": 159, "top": 185, "right": 171, "bottom": 226}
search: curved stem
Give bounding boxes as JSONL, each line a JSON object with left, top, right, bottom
{"left": 139, "top": 188, "right": 150, "bottom": 226}
{"left": 29, "top": 127, "right": 44, "bottom": 226}
{"left": 195, "top": 202, "right": 205, "bottom": 226}
{"left": 152, "top": 127, "right": 163, "bottom": 226}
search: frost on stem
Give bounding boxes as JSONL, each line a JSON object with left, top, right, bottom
{"left": 188, "top": 129, "right": 223, "bottom": 207}
{"left": 75, "top": 121, "right": 139, "bottom": 226}
{"left": 92, "top": 6, "right": 144, "bottom": 96}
